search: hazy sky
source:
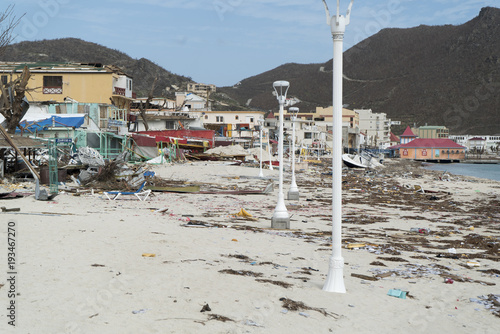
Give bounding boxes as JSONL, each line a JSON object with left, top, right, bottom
{"left": 9, "top": 0, "right": 499, "bottom": 86}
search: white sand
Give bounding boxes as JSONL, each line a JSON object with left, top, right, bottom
{"left": 0, "top": 159, "right": 499, "bottom": 333}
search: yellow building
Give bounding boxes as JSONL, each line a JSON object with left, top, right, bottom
{"left": 308, "top": 106, "right": 359, "bottom": 127}
{"left": 414, "top": 125, "right": 449, "bottom": 139}
{"left": 0, "top": 62, "right": 133, "bottom": 110}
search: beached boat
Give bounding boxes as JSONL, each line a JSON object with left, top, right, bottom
{"left": 342, "top": 152, "right": 382, "bottom": 168}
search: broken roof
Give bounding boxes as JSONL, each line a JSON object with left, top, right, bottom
{"left": 0, "top": 62, "right": 132, "bottom": 77}
{"left": 0, "top": 134, "right": 45, "bottom": 149}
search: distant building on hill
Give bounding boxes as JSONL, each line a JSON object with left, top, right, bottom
{"left": 186, "top": 83, "right": 216, "bottom": 97}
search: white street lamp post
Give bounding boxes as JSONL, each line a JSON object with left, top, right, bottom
{"left": 287, "top": 107, "right": 300, "bottom": 200}
{"left": 321, "top": 0, "right": 353, "bottom": 293}
{"left": 271, "top": 80, "right": 290, "bottom": 229}
{"left": 258, "top": 118, "right": 264, "bottom": 178}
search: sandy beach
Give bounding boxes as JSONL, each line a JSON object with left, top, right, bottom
{"left": 0, "top": 158, "right": 499, "bottom": 333}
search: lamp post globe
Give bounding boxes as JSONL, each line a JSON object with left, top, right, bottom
{"left": 271, "top": 80, "right": 290, "bottom": 229}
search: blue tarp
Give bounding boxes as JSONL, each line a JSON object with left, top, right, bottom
{"left": 18, "top": 115, "right": 85, "bottom": 132}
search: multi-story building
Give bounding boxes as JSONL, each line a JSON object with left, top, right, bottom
{"left": 175, "top": 92, "right": 207, "bottom": 111}
{"left": 355, "top": 109, "right": 391, "bottom": 148}
{"left": 449, "top": 135, "right": 500, "bottom": 151}
{"left": 0, "top": 62, "right": 134, "bottom": 110}
{"left": 414, "top": 125, "right": 449, "bottom": 139}
{"left": 186, "top": 83, "right": 216, "bottom": 97}
{"left": 202, "top": 110, "right": 266, "bottom": 139}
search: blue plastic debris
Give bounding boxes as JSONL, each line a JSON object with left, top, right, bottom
{"left": 387, "top": 289, "right": 407, "bottom": 299}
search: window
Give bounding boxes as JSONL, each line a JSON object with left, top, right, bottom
{"left": 1, "top": 75, "right": 7, "bottom": 85}
{"left": 235, "top": 115, "right": 239, "bottom": 120}
{"left": 304, "top": 132, "right": 312, "bottom": 139}
{"left": 165, "top": 121, "right": 175, "bottom": 129}
{"left": 216, "top": 116, "right": 224, "bottom": 122}
{"left": 204, "top": 115, "right": 208, "bottom": 119}
{"left": 43, "top": 76, "right": 63, "bottom": 94}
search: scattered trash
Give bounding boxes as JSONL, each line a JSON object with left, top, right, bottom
{"left": 469, "top": 294, "right": 500, "bottom": 317}
{"left": 444, "top": 278, "right": 454, "bottom": 284}
{"left": 466, "top": 261, "right": 480, "bottom": 267}
{"left": 410, "top": 228, "right": 430, "bottom": 234}
{"left": 347, "top": 243, "right": 366, "bottom": 249}
{"left": 299, "top": 312, "right": 310, "bottom": 318}
{"left": 132, "top": 309, "right": 149, "bottom": 314}
{"left": 208, "top": 314, "right": 234, "bottom": 322}
{"left": 243, "top": 319, "right": 263, "bottom": 327}
{"left": 279, "top": 297, "right": 337, "bottom": 318}
{"left": 1, "top": 206, "right": 20, "bottom": 212}
{"left": 200, "top": 304, "right": 211, "bottom": 312}
{"left": 387, "top": 289, "right": 407, "bottom": 299}
{"left": 142, "top": 253, "right": 156, "bottom": 257}
{"left": 231, "top": 239, "right": 238, "bottom": 242}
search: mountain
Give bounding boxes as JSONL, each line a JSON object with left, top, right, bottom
{"left": 0, "top": 38, "right": 193, "bottom": 98}
{"left": 220, "top": 7, "right": 500, "bottom": 135}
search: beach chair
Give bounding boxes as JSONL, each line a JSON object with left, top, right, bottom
{"left": 104, "top": 171, "right": 155, "bottom": 201}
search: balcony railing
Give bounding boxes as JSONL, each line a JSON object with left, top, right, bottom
{"left": 113, "top": 87, "right": 126, "bottom": 96}
{"left": 43, "top": 86, "right": 63, "bottom": 94}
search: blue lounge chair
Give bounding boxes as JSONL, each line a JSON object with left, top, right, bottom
{"left": 104, "top": 180, "right": 151, "bottom": 201}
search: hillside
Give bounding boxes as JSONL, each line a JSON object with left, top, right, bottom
{"left": 220, "top": 7, "right": 500, "bottom": 135}
{"left": 0, "top": 38, "right": 193, "bottom": 98}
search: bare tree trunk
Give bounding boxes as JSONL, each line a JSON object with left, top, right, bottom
{"left": 138, "top": 77, "right": 158, "bottom": 131}
{"left": 0, "top": 66, "right": 31, "bottom": 133}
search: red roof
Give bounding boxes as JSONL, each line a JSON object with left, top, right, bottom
{"left": 389, "top": 138, "right": 465, "bottom": 149}
{"left": 469, "top": 137, "right": 485, "bottom": 141}
{"left": 390, "top": 132, "right": 399, "bottom": 142}
{"left": 266, "top": 112, "right": 276, "bottom": 119}
{"left": 401, "top": 126, "right": 417, "bottom": 137}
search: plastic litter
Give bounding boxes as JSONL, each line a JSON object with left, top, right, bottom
{"left": 387, "top": 289, "right": 407, "bottom": 299}
{"left": 410, "top": 228, "right": 430, "bottom": 234}
{"left": 132, "top": 309, "right": 149, "bottom": 314}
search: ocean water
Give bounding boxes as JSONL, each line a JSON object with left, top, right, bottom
{"left": 423, "top": 163, "right": 500, "bottom": 182}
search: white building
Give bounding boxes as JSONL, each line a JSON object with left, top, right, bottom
{"left": 175, "top": 92, "right": 207, "bottom": 111}
{"left": 202, "top": 110, "right": 266, "bottom": 138}
{"left": 449, "top": 135, "right": 500, "bottom": 151}
{"left": 355, "top": 109, "right": 391, "bottom": 148}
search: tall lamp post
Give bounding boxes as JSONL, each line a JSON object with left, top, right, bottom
{"left": 258, "top": 118, "right": 265, "bottom": 178}
{"left": 321, "top": 0, "right": 353, "bottom": 293}
{"left": 287, "top": 107, "right": 300, "bottom": 200}
{"left": 271, "top": 80, "right": 290, "bottom": 229}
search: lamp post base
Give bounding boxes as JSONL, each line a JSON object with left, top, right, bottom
{"left": 271, "top": 216, "right": 290, "bottom": 229}
{"left": 287, "top": 190, "right": 300, "bottom": 200}
{"left": 322, "top": 256, "right": 346, "bottom": 293}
